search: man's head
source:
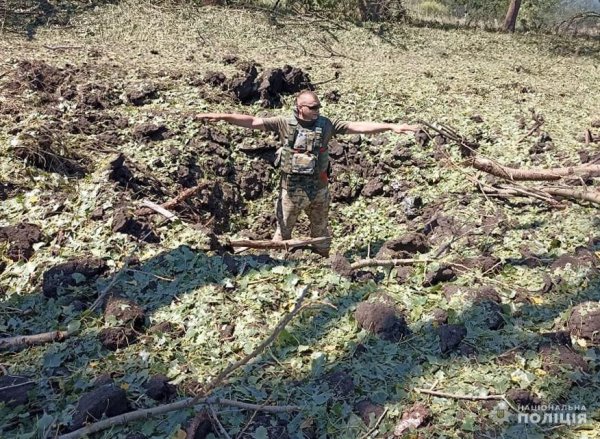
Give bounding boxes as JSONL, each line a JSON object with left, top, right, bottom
{"left": 294, "top": 91, "right": 321, "bottom": 122}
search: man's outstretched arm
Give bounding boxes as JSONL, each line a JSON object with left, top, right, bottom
{"left": 196, "top": 113, "right": 266, "bottom": 131}
{"left": 345, "top": 121, "right": 420, "bottom": 135}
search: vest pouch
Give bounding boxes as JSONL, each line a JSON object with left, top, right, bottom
{"left": 290, "top": 152, "right": 317, "bottom": 175}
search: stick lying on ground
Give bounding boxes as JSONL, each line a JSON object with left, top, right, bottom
{"left": 0, "top": 330, "right": 71, "bottom": 351}
{"left": 136, "top": 180, "right": 211, "bottom": 217}
{"left": 227, "top": 236, "right": 331, "bottom": 250}
{"left": 350, "top": 258, "right": 431, "bottom": 270}
{"left": 469, "top": 157, "right": 600, "bottom": 181}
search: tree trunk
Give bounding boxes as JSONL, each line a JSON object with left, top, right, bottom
{"left": 503, "top": 0, "right": 522, "bottom": 32}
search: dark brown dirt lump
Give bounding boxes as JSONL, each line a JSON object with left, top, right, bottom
{"left": 355, "top": 301, "right": 408, "bottom": 342}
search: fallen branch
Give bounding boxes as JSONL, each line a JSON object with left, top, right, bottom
{"left": 414, "top": 388, "right": 504, "bottom": 401}
{"left": 469, "top": 157, "right": 600, "bottom": 181}
{"left": 58, "top": 396, "right": 300, "bottom": 439}
{"left": 227, "top": 236, "right": 330, "bottom": 250}
{"left": 59, "top": 288, "right": 309, "bottom": 439}
{"left": 350, "top": 258, "right": 431, "bottom": 270}
{"left": 140, "top": 200, "right": 179, "bottom": 222}
{"left": 544, "top": 187, "right": 600, "bottom": 205}
{"left": 482, "top": 185, "right": 600, "bottom": 206}
{"left": 0, "top": 330, "right": 70, "bottom": 351}
{"left": 136, "top": 181, "right": 210, "bottom": 216}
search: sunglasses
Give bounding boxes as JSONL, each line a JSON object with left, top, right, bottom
{"left": 302, "top": 104, "right": 321, "bottom": 110}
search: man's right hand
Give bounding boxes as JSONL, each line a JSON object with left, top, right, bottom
{"left": 195, "top": 113, "right": 223, "bottom": 122}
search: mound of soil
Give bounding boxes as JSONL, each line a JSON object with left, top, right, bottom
{"left": 354, "top": 399, "right": 385, "bottom": 426}
{"left": 42, "top": 257, "right": 108, "bottom": 298}
{"left": 185, "top": 410, "right": 213, "bottom": 439}
{"left": 133, "top": 123, "right": 170, "bottom": 141}
{"left": 376, "top": 232, "right": 430, "bottom": 259}
{"left": 98, "top": 327, "right": 138, "bottom": 351}
{"left": 551, "top": 247, "right": 599, "bottom": 275}
{"left": 104, "top": 296, "right": 145, "bottom": 328}
{"left": 506, "top": 389, "right": 541, "bottom": 408}
{"left": 126, "top": 83, "right": 158, "bottom": 106}
{"left": 15, "top": 60, "right": 73, "bottom": 94}
{"left": 0, "top": 222, "right": 42, "bottom": 261}
{"left": 211, "top": 63, "right": 312, "bottom": 108}
{"left": 324, "top": 371, "right": 354, "bottom": 397}
{"left": 330, "top": 253, "right": 353, "bottom": 278}
{"left": 355, "top": 301, "right": 408, "bottom": 342}
{"left": 12, "top": 129, "right": 88, "bottom": 177}
{"left": 112, "top": 208, "right": 159, "bottom": 243}
{"left": 144, "top": 374, "right": 177, "bottom": 401}
{"left": 567, "top": 301, "right": 600, "bottom": 344}
{"left": 0, "top": 375, "right": 35, "bottom": 407}
{"left": 439, "top": 323, "right": 467, "bottom": 354}
{"left": 539, "top": 345, "right": 588, "bottom": 374}
{"left": 361, "top": 177, "right": 385, "bottom": 197}
{"left": 236, "top": 160, "right": 272, "bottom": 200}
{"left": 148, "top": 321, "right": 185, "bottom": 337}
{"left": 0, "top": 182, "right": 24, "bottom": 201}
{"left": 423, "top": 264, "right": 456, "bottom": 287}
{"left": 69, "top": 384, "right": 130, "bottom": 431}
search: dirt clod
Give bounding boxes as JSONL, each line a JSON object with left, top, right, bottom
{"left": 104, "top": 296, "right": 145, "bottom": 328}
{"left": 0, "top": 222, "right": 42, "bottom": 261}
{"left": 133, "top": 123, "right": 170, "bottom": 141}
{"left": 539, "top": 344, "right": 588, "bottom": 374}
{"left": 325, "top": 371, "right": 354, "bottom": 397}
{"left": 42, "top": 257, "right": 107, "bottom": 298}
{"left": 376, "top": 232, "right": 429, "bottom": 259}
{"left": 355, "top": 301, "right": 408, "bottom": 342}
{"left": 144, "top": 374, "right": 177, "bottom": 401}
{"left": 126, "top": 83, "right": 158, "bottom": 106}
{"left": 506, "top": 389, "right": 542, "bottom": 408}
{"left": 185, "top": 410, "right": 213, "bottom": 439}
{"left": 423, "top": 264, "right": 456, "bottom": 287}
{"left": 112, "top": 208, "right": 159, "bottom": 243}
{"left": 98, "top": 327, "right": 138, "bottom": 350}
{"left": 0, "top": 376, "right": 34, "bottom": 407}
{"left": 330, "top": 253, "right": 353, "bottom": 278}
{"left": 439, "top": 324, "right": 467, "bottom": 354}
{"left": 70, "top": 384, "right": 130, "bottom": 430}
{"left": 354, "top": 399, "right": 384, "bottom": 426}
{"left": 567, "top": 301, "right": 600, "bottom": 344}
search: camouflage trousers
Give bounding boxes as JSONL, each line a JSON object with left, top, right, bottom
{"left": 273, "top": 186, "right": 331, "bottom": 255}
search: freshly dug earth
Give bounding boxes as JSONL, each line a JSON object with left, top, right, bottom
{"left": 42, "top": 257, "right": 107, "bottom": 297}
{"left": 439, "top": 324, "right": 467, "bottom": 354}
{"left": 0, "top": 222, "right": 42, "bottom": 261}
{"left": 0, "top": 375, "right": 35, "bottom": 407}
{"left": 355, "top": 301, "right": 408, "bottom": 342}
{"left": 69, "top": 384, "right": 130, "bottom": 430}
{"left": 567, "top": 301, "right": 600, "bottom": 344}
{"left": 104, "top": 296, "right": 146, "bottom": 329}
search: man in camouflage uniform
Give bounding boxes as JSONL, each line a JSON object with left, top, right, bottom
{"left": 197, "top": 91, "right": 419, "bottom": 257}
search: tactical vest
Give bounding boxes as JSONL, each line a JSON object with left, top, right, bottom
{"left": 279, "top": 117, "right": 326, "bottom": 176}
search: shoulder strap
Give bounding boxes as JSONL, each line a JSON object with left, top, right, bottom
{"left": 287, "top": 117, "right": 298, "bottom": 148}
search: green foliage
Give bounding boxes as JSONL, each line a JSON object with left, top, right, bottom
{"left": 419, "top": 0, "right": 449, "bottom": 16}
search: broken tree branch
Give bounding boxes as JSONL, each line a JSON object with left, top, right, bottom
{"left": 414, "top": 388, "right": 504, "bottom": 401}
{"left": 0, "top": 330, "right": 71, "bottom": 351}
{"left": 468, "top": 157, "right": 600, "bottom": 181}
{"left": 58, "top": 396, "right": 300, "bottom": 439}
{"left": 227, "top": 237, "right": 330, "bottom": 250}
{"left": 136, "top": 180, "right": 210, "bottom": 216}
{"left": 350, "top": 258, "right": 431, "bottom": 270}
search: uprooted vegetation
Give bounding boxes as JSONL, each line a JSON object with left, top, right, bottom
{"left": 1, "top": 1, "right": 600, "bottom": 438}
